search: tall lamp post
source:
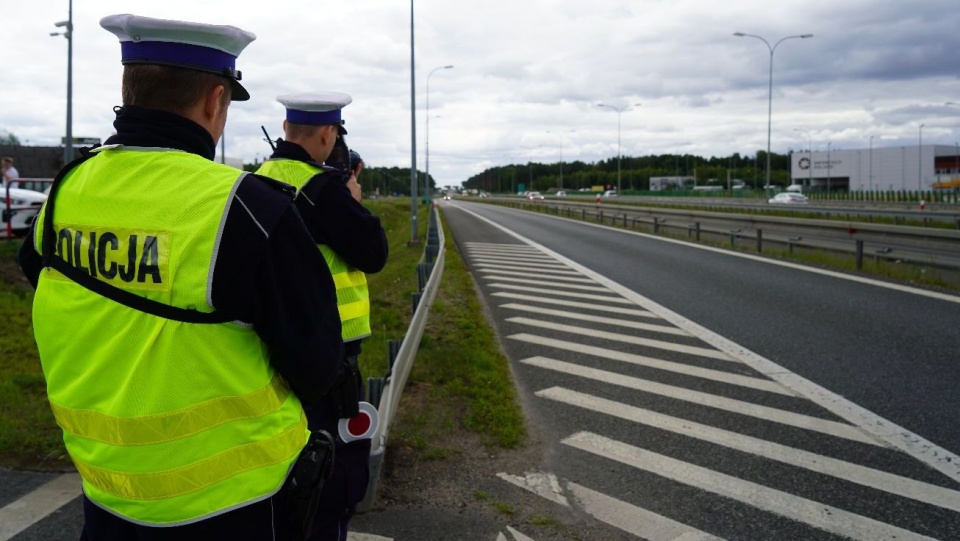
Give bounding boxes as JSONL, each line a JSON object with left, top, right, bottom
{"left": 596, "top": 103, "right": 641, "bottom": 195}
{"left": 868, "top": 135, "right": 875, "bottom": 191}
{"left": 733, "top": 32, "right": 813, "bottom": 190}
{"left": 408, "top": 0, "right": 419, "bottom": 245}
{"left": 51, "top": 0, "right": 73, "bottom": 166}
{"left": 918, "top": 123, "right": 925, "bottom": 192}
{"left": 425, "top": 65, "right": 453, "bottom": 204}
{"left": 546, "top": 129, "right": 576, "bottom": 190}
{"left": 793, "top": 128, "right": 812, "bottom": 189}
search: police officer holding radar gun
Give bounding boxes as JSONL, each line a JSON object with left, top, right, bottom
{"left": 18, "top": 14, "right": 344, "bottom": 541}
{"left": 257, "top": 92, "right": 388, "bottom": 541}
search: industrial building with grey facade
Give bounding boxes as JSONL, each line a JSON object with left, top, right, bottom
{"left": 790, "top": 145, "right": 960, "bottom": 192}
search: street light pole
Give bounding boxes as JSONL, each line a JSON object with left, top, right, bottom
{"left": 734, "top": 32, "right": 813, "bottom": 190}
{"left": 918, "top": 123, "right": 925, "bottom": 192}
{"left": 868, "top": 135, "right": 875, "bottom": 191}
{"left": 597, "top": 103, "right": 641, "bottom": 195}
{"left": 426, "top": 65, "right": 453, "bottom": 204}
{"left": 793, "top": 128, "right": 812, "bottom": 189}
{"left": 546, "top": 130, "right": 576, "bottom": 190}
{"left": 408, "top": 0, "right": 419, "bottom": 245}
{"left": 51, "top": 0, "right": 73, "bottom": 166}
{"left": 827, "top": 141, "right": 832, "bottom": 193}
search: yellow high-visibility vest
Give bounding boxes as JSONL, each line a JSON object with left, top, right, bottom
{"left": 33, "top": 147, "right": 308, "bottom": 526}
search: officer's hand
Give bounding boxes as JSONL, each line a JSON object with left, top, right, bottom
{"left": 346, "top": 173, "right": 362, "bottom": 202}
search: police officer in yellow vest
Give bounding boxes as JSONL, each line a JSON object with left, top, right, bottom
{"left": 256, "top": 92, "right": 388, "bottom": 541}
{"left": 18, "top": 14, "right": 344, "bottom": 541}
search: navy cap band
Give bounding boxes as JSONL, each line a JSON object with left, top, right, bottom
{"left": 120, "top": 41, "right": 239, "bottom": 79}
{"left": 286, "top": 109, "right": 342, "bottom": 125}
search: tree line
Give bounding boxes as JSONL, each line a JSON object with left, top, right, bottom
{"left": 462, "top": 151, "right": 794, "bottom": 193}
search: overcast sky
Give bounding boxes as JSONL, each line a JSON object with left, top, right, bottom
{"left": 3, "top": 0, "right": 960, "bottom": 185}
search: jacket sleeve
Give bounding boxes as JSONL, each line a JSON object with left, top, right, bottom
{"left": 211, "top": 174, "right": 343, "bottom": 406}
{"left": 18, "top": 225, "right": 42, "bottom": 289}
{"left": 297, "top": 174, "right": 389, "bottom": 274}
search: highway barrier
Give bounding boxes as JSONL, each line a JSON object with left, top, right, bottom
{"left": 357, "top": 205, "right": 445, "bottom": 512}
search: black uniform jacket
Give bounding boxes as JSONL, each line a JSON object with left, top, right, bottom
{"left": 19, "top": 106, "right": 343, "bottom": 407}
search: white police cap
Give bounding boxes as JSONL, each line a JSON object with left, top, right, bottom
{"left": 100, "top": 14, "right": 256, "bottom": 101}
{"left": 277, "top": 92, "right": 353, "bottom": 134}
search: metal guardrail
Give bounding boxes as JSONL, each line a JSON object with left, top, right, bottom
{"left": 489, "top": 198, "right": 960, "bottom": 275}
{"left": 357, "top": 205, "right": 445, "bottom": 512}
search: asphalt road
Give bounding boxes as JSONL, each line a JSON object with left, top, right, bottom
{"left": 439, "top": 199, "right": 960, "bottom": 540}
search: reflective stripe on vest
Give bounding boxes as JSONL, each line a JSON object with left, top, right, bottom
{"left": 33, "top": 147, "right": 308, "bottom": 525}
{"left": 257, "top": 158, "right": 371, "bottom": 341}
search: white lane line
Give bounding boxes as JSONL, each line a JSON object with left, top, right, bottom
{"left": 540, "top": 387, "right": 960, "bottom": 513}
{"left": 471, "top": 257, "right": 571, "bottom": 269}
{"left": 510, "top": 334, "right": 789, "bottom": 396}
{"left": 456, "top": 204, "right": 960, "bottom": 483}
{"left": 489, "top": 284, "right": 633, "bottom": 304}
{"left": 469, "top": 255, "right": 565, "bottom": 266}
{"left": 508, "top": 318, "right": 728, "bottom": 360}
{"left": 480, "top": 269, "right": 597, "bottom": 284}
{"left": 500, "top": 303, "right": 690, "bottom": 336}
{"left": 500, "top": 303, "right": 688, "bottom": 336}
{"left": 563, "top": 432, "right": 937, "bottom": 541}
{"left": 484, "top": 277, "right": 611, "bottom": 292}
{"left": 0, "top": 473, "right": 81, "bottom": 541}
{"left": 476, "top": 263, "right": 583, "bottom": 276}
{"left": 467, "top": 250, "right": 557, "bottom": 260}
{"left": 505, "top": 526, "right": 536, "bottom": 541}
{"left": 465, "top": 242, "right": 537, "bottom": 252}
{"left": 492, "top": 293, "right": 660, "bottom": 318}
{"left": 566, "top": 482, "right": 725, "bottom": 541}
{"left": 497, "top": 471, "right": 569, "bottom": 507}
{"left": 521, "top": 357, "right": 879, "bottom": 446}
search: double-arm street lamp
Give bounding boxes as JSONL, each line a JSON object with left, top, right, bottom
{"left": 50, "top": 0, "right": 74, "bottom": 166}
{"left": 596, "top": 103, "right": 641, "bottom": 195}
{"left": 425, "top": 65, "right": 454, "bottom": 203}
{"left": 919, "top": 124, "right": 925, "bottom": 191}
{"left": 546, "top": 129, "right": 576, "bottom": 190}
{"left": 734, "top": 32, "right": 813, "bottom": 190}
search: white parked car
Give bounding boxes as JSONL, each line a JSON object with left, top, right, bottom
{"left": 768, "top": 192, "right": 809, "bottom": 205}
{"left": 526, "top": 191, "right": 544, "bottom": 200}
{"left": 603, "top": 190, "right": 618, "bottom": 197}
{"left": 2, "top": 187, "right": 47, "bottom": 236}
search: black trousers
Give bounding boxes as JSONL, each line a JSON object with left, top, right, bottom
{"left": 79, "top": 491, "right": 294, "bottom": 541}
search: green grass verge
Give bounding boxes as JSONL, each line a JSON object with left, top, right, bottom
{"left": 0, "top": 241, "right": 67, "bottom": 469}
{"left": 389, "top": 208, "right": 526, "bottom": 455}
{"left": 0, "top": 198, "right": 525, "bottom": 470}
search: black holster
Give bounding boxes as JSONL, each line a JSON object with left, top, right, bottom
{"left": 284, "top": 429, "right": 335, "bottom": 541}
{"left": 329, "top": 355, "right": 361, "bottom": 419}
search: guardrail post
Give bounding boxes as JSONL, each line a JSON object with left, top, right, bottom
{"left": 411, "top": 291, "right": 422, "bottom": 314}
{"left": 599, "top": 210, "right": 604, "bottom": 223}
{"left": 695, "top": 222, "right": 701, "bottom": 241}
{"left": 756, "top": 229, "right": 763, "bottom": 253}
{"left": 788, "top": 236, "right": 802, "bottom": 255}
{"left": 653, "top": 217, "right": 660, "bottom": 233}
{"left": 729, "top": 230, "right": 740, "bottom": 247}
{"left": 582, "top": 209, "right": 586, "bottom": 220}
{"left": 623, "top": 213, "right": 627, "bottom": 227}
{"left": 367, "top": 377, "right": 384, "bottom": 408}
{"left": 855, "top": 240, "right": 864, "bottom": 270}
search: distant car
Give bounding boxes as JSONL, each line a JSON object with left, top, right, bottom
{"left": 478, "top": 192, "right": 489, "bottom": 198}
{"left": 442, "top": 194, "right": 451, "bottom": 200}
{"left": 526, "top": 192, "right": 544, "bottom": 200}
{"left": 603, "top": 190, "right": 618, "bottom": 198}
{"left": 2, "top": 187, "right": 47, "bottom": 236}
{"left": 768, "top": 192, "right": 809, "bottom": 205}
{"left": 555, "top": 190, "right": 567, "bottom": 197}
